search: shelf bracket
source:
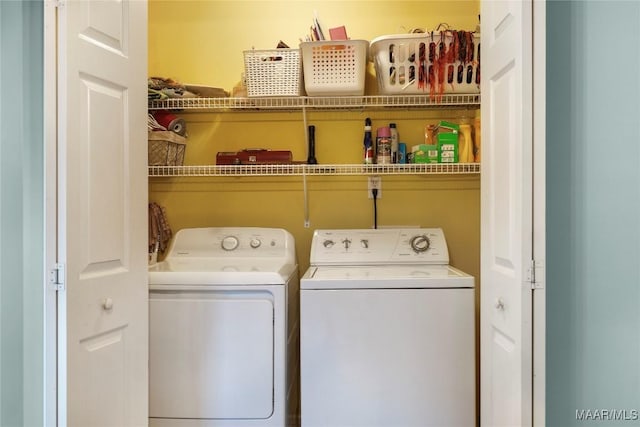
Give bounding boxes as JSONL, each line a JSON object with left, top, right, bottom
{"left": 301, "top": 104, "right": 311, "bottom": 228}
{"left": 302, "top": 104, "right": 308, "bottom": 134}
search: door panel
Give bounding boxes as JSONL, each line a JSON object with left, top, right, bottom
{"left": 80, "top": 74, "right": 128, "bottom": 276}
{"left": 80, "top": 0, "right": 127, "bottom": 52}
{"left": 149, "top": 292, "right": 275, "bottom": 419}
{"left": 301, "top": 289, "right": 475, "bottom": 427}
{"left": 58, "top": 0, "right": 147, "bottom": 426}
{"left": 76, "top": 327, "right": 128, "bottom": 427}
{"left": 481, "top": 1, "right": 533, "bottom": 426}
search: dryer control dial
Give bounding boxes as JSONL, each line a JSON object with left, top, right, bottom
{"left": 221, "top": 235, "right": 240, "bottom": 251}
{"left": 410, "top": 234, "right": 431, "bottom": 253}
{"left": 250, "top": 238, "right": 262, "bottom": 249}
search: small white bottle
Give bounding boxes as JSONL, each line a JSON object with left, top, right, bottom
{"left": 389, "top": 123, "right": 399, "bottom": 163}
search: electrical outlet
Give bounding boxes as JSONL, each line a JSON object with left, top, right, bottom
{"left": 368, "top": 176, "right": 382, "bottom": 199}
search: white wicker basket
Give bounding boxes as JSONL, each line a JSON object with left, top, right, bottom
{"left": 370, "top": 32, "right": 480, "bottom": 95}
{"left": 300, "top": 40, "right": 368, "bottom": 96}
{"left": 243, "top": 48, "right": 302, "bottom": 97}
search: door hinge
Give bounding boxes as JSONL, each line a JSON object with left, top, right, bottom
{"left": 527, "top": 260, "right": 544, "bottom": 289}
{"left": 49, "top": 263, "right": 65, "bottom": 292}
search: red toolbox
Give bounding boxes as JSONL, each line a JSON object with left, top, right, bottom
{"left": 216, "top": 149, "right": 293, "bottom": 165}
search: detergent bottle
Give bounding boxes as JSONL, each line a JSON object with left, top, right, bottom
{"left": 458, "top": 123, "right": 473, "bottom": 163}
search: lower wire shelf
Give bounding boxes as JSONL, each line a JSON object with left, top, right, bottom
{"left": 148, "top": 163, "right": 481, "bottom": 178}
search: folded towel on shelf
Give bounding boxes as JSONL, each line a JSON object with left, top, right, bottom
{"left": 148, "top": 77, "right": 228, "bottom": 100}
{"left": 149, "top": 202, "right": 172, "bottom": 254}
{"left": 148, "top": 77, "right": 200, "bottom": 99}
{"left": 148, "top": 87, "right": 169, "bottom": 100}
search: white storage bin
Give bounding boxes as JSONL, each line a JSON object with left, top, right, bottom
{"left": 300, "top": 40, "right": 368, "bottom": 96}
{"left": 243, "top": 48, "right": 302, "bottom": 97}
{"left": 370, "top": 32, "right": 480, "bottom": 96}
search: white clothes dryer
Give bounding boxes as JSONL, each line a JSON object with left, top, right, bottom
{"left": 300, "top": 228, "right": 475, "bottom": 427}
{"left": 148, "top": 227, "right": 299, "bottom": 427}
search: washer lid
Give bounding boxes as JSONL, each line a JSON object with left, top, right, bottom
{"left": 301, "top": 265, "right": 474, "bottom": 290}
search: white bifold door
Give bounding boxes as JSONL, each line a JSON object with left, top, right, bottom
{"left": 57, "top": 0, "right": 148, "bottom": 425}
{"left": 480, "top": 0, "right": 537, "bottom": 426}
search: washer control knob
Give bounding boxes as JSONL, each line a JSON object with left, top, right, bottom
{"left": 250, "top": 238, "right": 261, "bottom": 249}
{"left": 342, "top": 238, "right": 352, "bottom": 250}
{"left": 323, "top": 239, "right": 335, "bottom": 248}
{"left": 361, "top": 239, "right": 369, "bottom": 248}
{"left": 221, "top": 235, "right": 239, "bottom": 251}
{"left": 410, "top": 235, "right": 431, "bottom": 253}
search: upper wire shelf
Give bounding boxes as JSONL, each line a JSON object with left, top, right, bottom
{"left": 149, "top": 163, "right": 481, "bottom": 177}
{"left": 148, "top": 94, "right": 481, "bottom": 111}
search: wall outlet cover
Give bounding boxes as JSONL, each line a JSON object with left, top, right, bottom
{"left": 368, "top": 176, "right": 381, "bottom": 198}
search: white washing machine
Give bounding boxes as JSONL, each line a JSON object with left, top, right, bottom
{"left": 148, "top": 227, "right": 299, "bottom": 427}
{"left": 300, "top": 228, "right": 475, "bottom": 427}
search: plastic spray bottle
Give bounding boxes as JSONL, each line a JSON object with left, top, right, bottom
{"left": 376, "top": 126, "right": 392, "bottom": 164}
{"left": 363, "top": 118, "right": 374, "bottom": 164}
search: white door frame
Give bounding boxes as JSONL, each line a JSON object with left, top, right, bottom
{"left": 44, "top": 1, "right": 58, "bottom": 425}
{"left": 532, "top": 0, "right": 546, "bottom": 425}
{"left": 40, "top": 2, "right": 546, "bottom": 425}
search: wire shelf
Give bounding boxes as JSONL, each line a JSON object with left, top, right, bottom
{"left": 148, "top": 94, "right": 480, "bottom": 111}
{"left": 148, "top": 163, "right": 481, "bottom": 177}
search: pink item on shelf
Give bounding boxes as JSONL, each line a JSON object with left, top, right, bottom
{"left": 329, "top": 26, "right": 348, "bottom": 40}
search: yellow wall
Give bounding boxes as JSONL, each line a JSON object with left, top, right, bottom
{"left": 149, "top": 1, "right": 480, "bottom": 91}
{"left": 148, "top": 1, "right": 481, "bottom": 281}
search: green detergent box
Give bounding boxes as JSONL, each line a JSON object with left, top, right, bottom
{"left": 411, "top": 144, "right": 439, "bottom": 163}
{"left": 434, "top": 121, "right": 459, "bottom": 163}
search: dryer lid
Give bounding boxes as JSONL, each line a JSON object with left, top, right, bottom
{"left": 149, "top": 258, "right": 296, "bottom": 285}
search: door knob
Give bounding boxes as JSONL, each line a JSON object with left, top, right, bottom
{"left": 102, "top": 298, "right": 114, "bottom": 311}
